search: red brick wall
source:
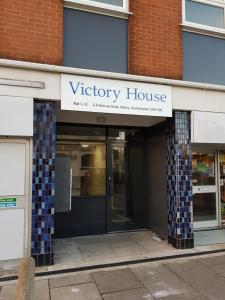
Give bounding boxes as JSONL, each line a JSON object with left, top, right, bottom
{"left": 0, "top": 0, "right": 63, "bottom": 65}
{"left": 128, "top": 0, "right": 182, "bottom": 80}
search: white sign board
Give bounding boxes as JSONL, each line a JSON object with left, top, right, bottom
{"left": 192, "top": 111, "right": 225, "bottom": 143}
{"left": 61, "top": 75, "right": 172, "bottom": 117}
{"left": 0, "top": 209, "right": 24, "bottom": 260}
{"left": 0, "top": 96, "right": 33, "bottom": 137}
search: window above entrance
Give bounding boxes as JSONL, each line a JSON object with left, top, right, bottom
{"left": 64, "top": 0, "right": 130, "bottom": 19}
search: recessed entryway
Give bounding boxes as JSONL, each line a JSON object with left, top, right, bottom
{"left": 54, "top": 125, "right": 147, "bottom": 238}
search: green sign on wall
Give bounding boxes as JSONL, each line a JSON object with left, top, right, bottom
{"left": 0, "top": 198, "right": 17, "bottom": 208}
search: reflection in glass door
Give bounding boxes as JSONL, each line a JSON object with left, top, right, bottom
{"left": 55, "top": 126, "right": 107, "bottom": 237}
{"left": 192, "top": 151, "right": 219, "bottom": 229}
{"left": 108, "top": 129, "right": 146, "bottom": 231}
{"left": 110, "top": 142, "right": 129, "bottom": 228}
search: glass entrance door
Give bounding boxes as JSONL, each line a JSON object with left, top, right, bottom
{"left": 54, "top": 125, "right": 147, "bottom": 237}
{"left": 107, "top": 128, "right": 146, "bottom": 231}
{"left": 109, "top": 142, "right": 129, "bottom": 230}
{"left": 192, "top": 151, "right": 219, "bottom": 229}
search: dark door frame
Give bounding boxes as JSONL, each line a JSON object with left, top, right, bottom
{"left": 106, "top": 131, "right": 148, "bottom": 233}
{"left": 106, "top": 139, "right": 129, "bottom": 232}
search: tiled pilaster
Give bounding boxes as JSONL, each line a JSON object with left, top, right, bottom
{"left": 167, "top": 111, "right": 194, "bottom": 249}
{"left": 32, "top": 100, "right": 56, "bottom": 266}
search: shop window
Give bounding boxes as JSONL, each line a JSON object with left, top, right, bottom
{"left": 183, "top": 0, "right": 225, "bottom": 30}
{"left": 192, "top": 152, "right": 215, "bottom": 186}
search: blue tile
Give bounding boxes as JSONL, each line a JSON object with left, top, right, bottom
{"left": 167, "top": 111, "right": 194, "bottom": 249}
{"left": 32, "top": 101, "right": 56, "bottom": 266}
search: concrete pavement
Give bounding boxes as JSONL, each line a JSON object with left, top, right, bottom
{"left": 1, "top": 254, "right": 225, "bottom": 299}
{"left": 51, "top": 231, "right": 225, "bottom": 272}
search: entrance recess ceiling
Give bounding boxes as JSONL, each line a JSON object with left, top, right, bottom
{"left": 57, "top": 104, "right": 166, "bottom": 127}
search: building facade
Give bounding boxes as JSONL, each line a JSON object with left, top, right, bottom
{"left": 0, "top": 0, "right": 225, "bottom": 266}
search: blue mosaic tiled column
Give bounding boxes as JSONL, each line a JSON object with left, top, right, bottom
{"left": 167, "top": 111, "right": 194, "bottom": 249}
{"left": 32, "top": 100, "right": 56, "bottom": 266}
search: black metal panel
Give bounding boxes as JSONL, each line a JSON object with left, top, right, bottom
{"left": 147, "top": 124, "right": 168, "bottom": 239}
{"left": 54, "top": 196, "right": 107, "bottom": 238}
{"left": 107, "top": 128, "right": 147, "bottom": 232}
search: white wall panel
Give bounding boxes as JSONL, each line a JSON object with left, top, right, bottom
{"left": 191, "top": 111, "right": 225, "bottom": 143}
{"left": 173, "top": 87, "right": 225, "bottom": 112}
{"left": 1, "top": 66, "right": 225, "bottom": 114}
{"left": 0, "top": 209, "right": 24, "bottom": 260}
{"left": 0, "top": 96, "right": 33, "bottom": 136}
{"left": 0, "top": 67, "right": 60, "bottom": 100}
{"left": 0, "top": 142, "right": 26, "bottom": 196}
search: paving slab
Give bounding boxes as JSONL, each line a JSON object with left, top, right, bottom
{"left": 54, "top": 252, "right": 83, "bottom": 265}
{"left": 79, "top": 243, "right": 116, "bottom": 261}
{"left": 49, "top": 272, "right": 93, "bottom": 288}
{"left": 54, "top": 244, "right": 80, "bottom": 255}
{"left": 50, "top": 282, "right": 102, "bottom": 300}
{"left": 166, "top": 260, "right": 217, "bottom": 281}
{"left": 107, "top": 237, "right": 138, "bottom": 248}
{"left": 102, "top": 287, "right": 154, "bottom": 300}
{"left": 208, "top": 263, "right": 225, "bottom": 278}
{"left": 0, "top": 280, "right": 49, "bottom": 300}
{"left": 75, "top": 235, "right": 108, "bottom": 246}
{"left": 130, "top": 231, "right": 154, "bottom": 239}
{"left": 34, "top": 280, "right": 50, "bottom": 300}
{"left": 92, "top": 268, "right": 142, "bottom": 294}
{"left": 134, "top": 239, "right": 171, "bottom": 251}
{"left": 112, "top": 243, "right": 148, "bottom": 257}
{"left": 131, "top": 264, "right": 193, "bottom": 298}
{"left": 200, "top": 254, "right": 225, "bottom": 266}
{"left": 51, "top": 231, "right": 225, "bottom": 270}
{"left": 158, "top": 292, "right": 208, "bottom": 300}
{"left": 195, "top": 230, "right": 225, "bottom": 247}
{"left": 166, "top": 260, "right": 225, "bottom": 300}
{"left": 0, "top": 284, "right": 16, "bottom": 300}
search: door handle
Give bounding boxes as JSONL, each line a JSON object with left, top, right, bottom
{"left": 108, "top": 176, "right": 112, "bottom": 197}
{"left": 200, "top": 187, "right": 209, "bottom": 192}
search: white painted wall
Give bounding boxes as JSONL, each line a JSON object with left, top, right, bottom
{"left": 0, "top": 140, "right": 31, "bottom": 261}
{"left": 0, "top": 66, "right": 60, "bottom": 100}
{"left": 0, "top": 96, "right": 33, "bottom": 136}
{"left": 173, "top": 87, "right": 225, "bottom": 113}
{"left": 1, "top": 66, "right": 225, "bottom": 114}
